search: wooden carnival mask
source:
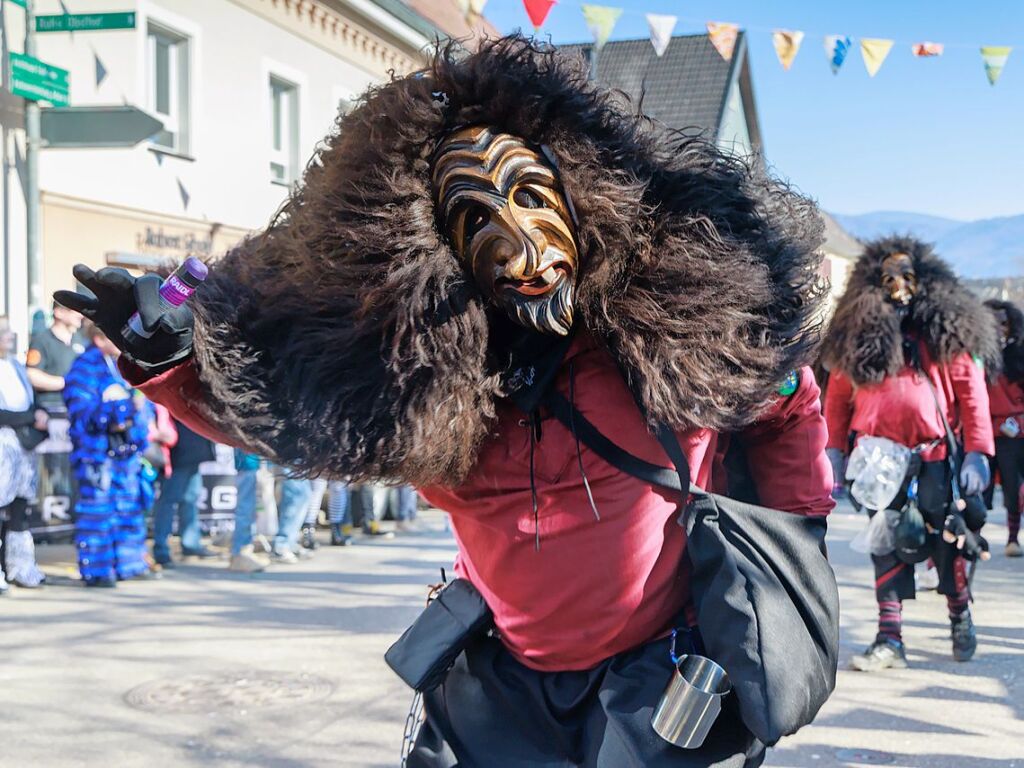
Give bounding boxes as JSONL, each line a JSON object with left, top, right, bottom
{"left": 432, "top": 125, "right": 578, "bottom": 336}
{"left": 880, "top": 253, "right": 917, "bottom": 307}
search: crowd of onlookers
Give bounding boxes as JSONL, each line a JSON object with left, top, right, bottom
{"left": 0, "top": 304, "right": 419, "bottom": 595}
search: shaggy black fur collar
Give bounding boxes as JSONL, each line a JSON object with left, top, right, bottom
{"left": 190, "top": 36, "right": 826, "bottom": 485}
{"left": 822, "top": 235, "right": 1000, "bottom": 386}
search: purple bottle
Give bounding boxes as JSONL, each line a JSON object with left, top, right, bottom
{"left": 122, "top": 256, "right": 208, "bottom": 340}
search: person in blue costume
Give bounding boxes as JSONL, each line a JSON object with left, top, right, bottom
{"left": 64, "top": 322, "right": 152, "bottom": 587}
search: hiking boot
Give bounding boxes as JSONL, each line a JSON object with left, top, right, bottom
{"left": 330, "top": 523, "right": 354, "bottom": 546}
{"left": 300, "top": 524, "right": 321, "bottom": 550}
{"left": 850, "top": 637, "right": 908, "bottom": 672}
{"left": 1006, "top": 541, "right": 1023, "bottom": 558}
{"left": 951, "top": 611, "right": 978, "bottom": 662}
{"left": 230, "top": 546, "right": 267, "bottom": 573}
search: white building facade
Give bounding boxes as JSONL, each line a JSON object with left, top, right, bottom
{"left": 1, "top": 0, "right": 440, "bottom": 345}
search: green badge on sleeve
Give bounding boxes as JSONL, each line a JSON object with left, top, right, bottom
{"left": 778, "top": 370, "right": 800, "bottom": 397}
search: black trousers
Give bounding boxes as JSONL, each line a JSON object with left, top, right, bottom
{"left": 994, "top": 437, "right": 1024, "bottom": 540}
{"left": 1, "top": 497, "right": 30, "bottom": 573}
{"left": 408, "top": 634, "right": 764, "bottom": 768}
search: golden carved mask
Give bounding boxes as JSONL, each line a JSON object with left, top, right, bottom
{"left": 880, "top": 253, "right": 917, "bottom": 307}
{"left": 432, "top": 125, "right": 578, "bottom": 336}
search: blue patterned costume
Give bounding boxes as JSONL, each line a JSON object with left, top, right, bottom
{"left": 64, "top": 346, "right": 151, "bottom": 581}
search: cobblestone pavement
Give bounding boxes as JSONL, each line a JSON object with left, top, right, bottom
{"left": 1, "top": 505, "right": 1020, "bottom": 767}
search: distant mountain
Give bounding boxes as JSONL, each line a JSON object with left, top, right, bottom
{"left": 831, "top": 211, "right": 964, "bottom": 243}
{"left": 830, "top": 210, "right": 1024, "bottom": 279}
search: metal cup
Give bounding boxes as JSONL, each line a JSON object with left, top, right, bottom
{"left": 651, "top": 654, "right": 732, "bottom": 749}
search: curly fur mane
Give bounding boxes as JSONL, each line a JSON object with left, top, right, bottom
{"left": 191, "top": 35, "right": 827, "bottom": 484}
{"left": 986, "top": 299, "right": 1024, "bottom": 383}
{"left": 822, "top": 235, "right": 1000, "bottom": 386}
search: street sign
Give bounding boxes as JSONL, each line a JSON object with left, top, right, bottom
{"left": 10, "top": 0, "right": 27, "bottom": 8}
{"left": 36, "top": 12, "right": 136, "bottom": 33}
{"left": 41, "top": 105, "right": 164, "bottom": 148}
{"left": 9, "top": 52, "right": 69, "bottom": 107}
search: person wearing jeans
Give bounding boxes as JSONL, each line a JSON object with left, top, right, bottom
{"left": 151, "top": 420, "right": 215, "bottom": 567}
{"left": 230, "top": 450, "right": 266, "bottom": 572}
{"left": 271, "top": 471, "right": 313, "bottom": 564}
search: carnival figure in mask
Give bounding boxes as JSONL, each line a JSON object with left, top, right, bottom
{"left": 984, "top": 299, "right": 1024, "bottom": 557}
{"left": 823, "top": 235, "right": 998, "bottom": 671}
{"left": 64, "top": 323, "right": 152, "bottom": 586}
{"left": 56, "top": 38, "right": 836, "bottom": 767}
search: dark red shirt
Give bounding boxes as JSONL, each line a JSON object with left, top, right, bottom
{"left": 988, "top": 375, "right": 1024, "bottom": 438}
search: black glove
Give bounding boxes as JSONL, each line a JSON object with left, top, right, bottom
{"left": 54, "top": 265, "right": 194, "bottom": 371}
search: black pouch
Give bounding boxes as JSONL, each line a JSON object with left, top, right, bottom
{"left": 385, "top": 578, "right": 493, "bottom": 692}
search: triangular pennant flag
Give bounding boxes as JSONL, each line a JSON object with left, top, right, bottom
{"left": 581, "top": 5, "right": 622, "bottom": 51}
{"left": 177, "top": 178, "right": 190, "bottom": 210}
{"left": 824, "top": 35, "right": 852, "bottom": 75}
{"left": 981, "top": 46, "right": 1012, "bottom": 85}
{"left": 646, "top": 14, "right": 677, "bottom": 57}
{"left": 772, "top": 29, "right": 804, "bottom": 70}
{"left": 457, "top": 0, "right": 488, "bottom": 20}
{"left": 706, "top": 22, "right": 739, "bottom": 62}
{"left": 860, "top": 38, "right": 894, "bottom": 77}
{"left": 522, "top": 0, "right": 555, "bottom": 31}
{"left": 95, "top": 53, "right": 108, "bottom": 87}
{"left": 912, "top": 42, "right": 944, "bottom": 57}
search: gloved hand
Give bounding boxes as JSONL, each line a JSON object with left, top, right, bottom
{"left": 826, "top": 448, "right": 846, "bottom": 496}
{"left": 959, "top": 452, "right": 990, "bottom": 497}
{"left": 54, "top": 265, "right": 194, "bottom": 370}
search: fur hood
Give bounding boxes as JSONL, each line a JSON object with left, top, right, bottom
{"left": 191, "top": 36, "right": 826, "bottom": 485}
{"left": 822, "top": 235, "right": 1000, "bottom": 386}
{"left": 986, "top": 299, "right": 1024, "bottom": 383}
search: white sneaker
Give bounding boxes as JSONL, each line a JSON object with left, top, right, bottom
{"left": 917, "top": 563, "right": 939, "bottom": 591}
{"left": 252, "top": 534, "right": 272, "bottom": 554}
{"left": 229, "top": 547, "right": 267, "bottom": 573}
{"left": 270, "top": 547, "right": 299, "bottom": 565}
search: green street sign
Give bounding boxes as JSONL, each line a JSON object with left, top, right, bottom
{"left": 36, "top": 12, "right": 136, "bottom": 33}
{"left": 10, "top": 0, "right": 27, "bottom": 9}
{"left": 9, "top": 52, "right": 69, "bottom": 108}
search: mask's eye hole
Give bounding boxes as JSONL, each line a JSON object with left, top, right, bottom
{"left": 513, "top": 188, "right": 545, "bottom": 210}
{"left": 463, "top": 205, "right": 490, "bottom": 241}
{"left": 903, "top": 272, "right": 914, "bottom": 281}
{"left": 882, "top": 274, "right": 894, "bottom": 285}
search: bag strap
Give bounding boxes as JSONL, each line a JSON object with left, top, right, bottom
{"left": 911, "top": 343, "right": 963, "bottom": 504}
{"left": 544, "top": 390, "right": 701, "bottom": 498}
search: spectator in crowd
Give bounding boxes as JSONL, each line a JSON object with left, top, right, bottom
{"left": 301, "top": 479, "right": 326, "bottom": 551}
{"left": 393, "top": 485, "right": 419, "bottom": 533}
{"left": 231, "top": 450, "right": 267, "bottom": 572}
{"left": 351, "top": 483, "right": 394, "bottom": 539}
{"left": 64, "top": 322, "right": 152, "bottom": 587}
{"left": 144, "top": 403, "right": 178, "bottom": 487}
{"left": 0, "top": 316, "right": 49, "bottom": 592}
{"left": 26, "top": 301, "right": 84, "bottom": 416}
{"left": 151, "top": 420, "right": 216, "bottom": 567}
{"left": 327, "top": 481, "right": 353, "bottom": 546}
{"left": 271, "top": 471, "right": 314, "bottom": 564}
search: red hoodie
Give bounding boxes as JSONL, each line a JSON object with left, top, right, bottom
{"left": 824, "top": 346, "right": 995, "bottom": 461}
{"left": 988, "top": 375, "right": 1024, "bottom": 438}
{"left": 123, "top": 337, "right": 833, "bottom": 672}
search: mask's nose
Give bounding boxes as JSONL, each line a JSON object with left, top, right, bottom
{"left": 494, "top": 207, "right": 544, "bottom": 280}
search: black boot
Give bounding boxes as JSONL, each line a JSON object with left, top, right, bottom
{"left": 301, "top": 523, "right": 320, "bottom": 550}
{"left": 951, "top": 610, "right": 977, "bottom": 662}
{"left": 330, "top": 523, "right": 354, "bottom": 546}
{"left": 850, "top": 636, "right": 908, "bottom": 672}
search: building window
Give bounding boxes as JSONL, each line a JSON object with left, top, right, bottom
{"left": 147, "top": 23, "right": 190, "bottom": 154}
{"left": 269, "top": 76, "right": 299, "bottom": 184}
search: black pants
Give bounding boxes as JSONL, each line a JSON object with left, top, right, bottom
{"left": 408, "top": 634, "right": 764, "bottom": 768}
{"left": 994, "top": 437, "right": 1024, "bottom": 542}
{"left": 871, "top": 460, "right": 952, "bottom": 603}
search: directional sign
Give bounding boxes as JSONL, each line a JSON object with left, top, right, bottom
{"left": 10, "top": 0, "right": 27, "bottom": 8}
{"left": 36, "top": 12, "right": 136, "bottom": 33}
{"left": 40, "top": 105, "right": 164, "bottom": 148}
{"left": 9, "top": 52, "right": 69, "bottom": 107}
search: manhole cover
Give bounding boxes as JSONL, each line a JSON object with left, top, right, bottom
{"left": 124, "top": 671, "right": 334, "bottom": 713}
{"left": 835, "top": 748, "right": 895, "bottom": 765}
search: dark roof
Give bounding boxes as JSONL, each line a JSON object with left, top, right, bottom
{"left": 820, "top": 212, "right": 864, "bottom": 260}
{"left": 560, "top": 32, "right": 761, "bottom": 147}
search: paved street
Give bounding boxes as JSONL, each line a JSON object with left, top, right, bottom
{"left": 1, "top": 505, "right": 1021, "bottom": 768}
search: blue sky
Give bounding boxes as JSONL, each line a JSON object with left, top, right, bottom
{"left": 482, "top": 0, "right": 1023, "bottom": 221}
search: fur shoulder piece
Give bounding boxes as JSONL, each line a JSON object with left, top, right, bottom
{"left": 822, "top": 235, "right": 1000, "bottom": 385}
{"left": 191, "top": 35, "right": 827, "bottom": 485}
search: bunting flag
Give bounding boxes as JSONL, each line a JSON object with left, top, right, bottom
{"left": 522, "top": 0, "right": 556, "bottom": 31}
{"left": 912, "top": 42, "right": 944, "bottom": 57}
{"left": 581, "top": 5, "right": 622, "bottom": 51}
{"left": 772, "top": 29, "right": 804, "bottom": 70}
{"left": 456, "top": 0, "right": 488, "bottom": 20}
{"left": 646, "top": 13, "right": 677, "bottom": 57}
{"left": 95, "top": 53, "right": 108, "bottom": 87}
{"left": 706, "top": 22, "right": 740, "bottom": 62}
{"left": 860, "top": 38, "right": 894, "bottom": 77}
{"left": 824, "top": 35, "right": 852, "bottom": 75}
{"left": 981, "top": 46, "right": 1012, "bottom": 85}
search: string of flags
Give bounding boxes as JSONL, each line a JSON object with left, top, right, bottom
{"left": 457, "top": 1, "right": 1015, "bottom": 86}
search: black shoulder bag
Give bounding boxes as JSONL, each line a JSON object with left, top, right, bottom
{"left": 545, "top": 390, "right": 840, "bottom": 747}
